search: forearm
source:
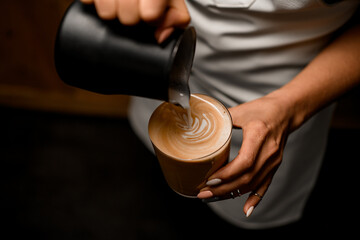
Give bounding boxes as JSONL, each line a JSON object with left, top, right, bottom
{"left": 269, "top": 21, "right": 360, "bottom": 131}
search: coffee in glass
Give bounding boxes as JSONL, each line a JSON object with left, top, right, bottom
{"left": 148, "top": 94, "right": 232, "bottom": 197}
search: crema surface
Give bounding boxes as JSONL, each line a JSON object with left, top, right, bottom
{"left": 149, "top": 94, "right": 232, "bottom": 160}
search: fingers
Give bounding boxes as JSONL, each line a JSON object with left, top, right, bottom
{"left": 197, "top": 118, "right": 284, "bottom": 217}
{"left": 200, "top": 188, "right": 242, "bottom": 203}
{"left": 140, "top": 0, "right": 191, "bottom": 43}
{"left": 202, "top": 121, "right": 272, "bottom": 197}
{"left": 156, "top": 0, "right": 191, "bottom": 28}
{"left": 155, "top": 28, "right": 175, "bottom": 44}
{"left": 82, "top": 0, "right": 190, "bottom": 43}
{"left": 154, "top": 0, "right": 191, "bottom": 43}
{"left": 197, "top": 134, "right": 281, "bottom": 203}
{"left": 213, "top": 122, "right": 267, "bottom": 182}
{"left": 198, "top": 170, "right": 275, "bottom": 217}
{"left": 80, "top": 0, "right": 94, "bottom": 4}
{"left": 243, "top": 170, "right": 274, "bottom": 217}
{"left": 198, "top": 97, "right": 291, "bottom": 217}
{"left": 139, "top": 0, "right": 168, "bottom": 23}
{"left": 116, "top": 0, "right": 140, "bottom": 25}
{"left": 94, "top": 0, "right": 117, "bottom": 20}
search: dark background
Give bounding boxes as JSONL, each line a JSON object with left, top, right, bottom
{"left": 2, "top": 106, "right": 359, "bottom": 239}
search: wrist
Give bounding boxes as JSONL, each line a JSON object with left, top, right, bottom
{"left": 265, "top": 87, "right": 309, "bottom": 133}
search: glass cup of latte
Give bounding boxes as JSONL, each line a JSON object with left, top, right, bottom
{"left": 148, "top": 94, "right": 232, "bottom": 197}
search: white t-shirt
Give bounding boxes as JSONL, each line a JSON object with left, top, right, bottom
{"left": 129, "top": 0, "right": 359, "bottom": 229}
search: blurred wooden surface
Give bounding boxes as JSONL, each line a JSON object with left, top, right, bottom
{"left": 0, "top": 0, "right": 129, "bottom": 118}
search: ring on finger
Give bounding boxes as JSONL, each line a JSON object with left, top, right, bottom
{"left": 230, "top": 191, "right": 235, "bottom": 198}
{"left": 230, "top": 189, "right": 242, "bottom": 199}
{"left": 237, "top": 189, "right": 242, "bottom": 196}
{"left": 252, "top": 191, "right": 263, "bottom": 200}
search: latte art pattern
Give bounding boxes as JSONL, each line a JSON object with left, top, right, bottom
{"left": 149, "top": 94, "right": 232, "bottom": 160}
{"left": 174, "top": 109, "right": 216, "bottom": 143}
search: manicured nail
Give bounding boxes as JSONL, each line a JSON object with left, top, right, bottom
{"left": 206, "top": 178, "right": 222, "bottom": 186}
{"left": 246, "top": 206, "right": 254, "bottom": 217}
{"left": 197, "top": 190, "right": 213, "bottom": 199}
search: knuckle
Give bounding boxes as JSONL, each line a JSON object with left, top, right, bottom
{"left": 140, "top": 8, "right": 162, "bottom": 22}
{"left": 248, "top": 120, "right": 270, "bottom": 141}
{"left": 268, "top": 139, "right": 281, "bottom": 157}
{"left": 241, "top": 156, "right": 254, "bottom": 171}
{"left": 116, "top": 11, "right": 140, "bottom": 25}
{"left": 241, "top": 173, "right": 252, "bottom": 186}
{"left": 218, "top": 166, "right": 237, "bottom": 182}
{"left": 178, "top": 12, "right": 191, "bottom": 25}
{"left": 265, "top": 135, "right": 284, "bottom": 162}
{"left": 249, "top": 119, "right": 267, "bottom": 130}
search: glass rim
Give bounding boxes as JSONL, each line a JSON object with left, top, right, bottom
{"left": 149, "top": 93, "right": 233, "bottom": 162}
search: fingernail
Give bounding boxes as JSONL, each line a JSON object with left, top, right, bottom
{"left": 197, "top": 190, "right": 213, "bottom": 199}
{"left": 246, "top": 206, "right": 254, "bottom": 217}
{"left": 206, "top": 178, "right": 222, "bottom": 186}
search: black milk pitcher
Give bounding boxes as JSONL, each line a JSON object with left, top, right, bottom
{"left": 54, "top": 0, "right": 196, "bottom": 106}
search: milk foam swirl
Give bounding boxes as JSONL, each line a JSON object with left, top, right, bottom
{"left": 149, "top": 94, "right": 232, "bottom": 160}
{"left": 173, "top": 109, "right": 216, "bottom": 143}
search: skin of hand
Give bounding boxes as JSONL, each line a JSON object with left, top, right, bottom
{"left": 81, "top": 0, "right": 360, "bottom": 218}
{"left": 198, "top": 19, "right": 360, "bottom": 217}
{"left": 79, "top": 0, "right": 190, "bottom": 43}
{"left": 198, "top": 94, "right": 291, "bottom": 216}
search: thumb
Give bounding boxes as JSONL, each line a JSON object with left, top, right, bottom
{"left": 155, "top": 27, "right": 175, "bottom": 44}
{"left": 154, "top": 0, "right": 190, "bottom": 43}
